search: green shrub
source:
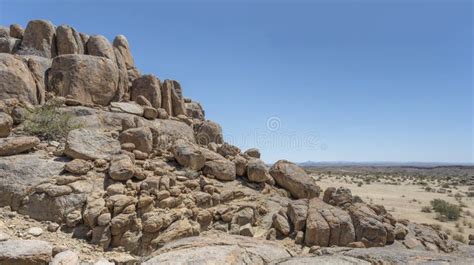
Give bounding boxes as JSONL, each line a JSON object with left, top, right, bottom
{"left": 22, "top": 99, "right": 81, "bottom": 140}
{"left": 430, "top": 199, "right": 461, "bottom": 221}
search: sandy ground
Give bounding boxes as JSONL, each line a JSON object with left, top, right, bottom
{"left": 316, "top": 175, "right": 474, "bottom": 242}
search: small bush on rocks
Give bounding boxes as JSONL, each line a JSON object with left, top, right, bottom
{"left": 23, "top": 99, "right": 82, "bottom": 140}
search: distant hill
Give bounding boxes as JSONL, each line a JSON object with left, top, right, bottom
{"left": 298, "top": 161, "right": 474, "bottom": 168}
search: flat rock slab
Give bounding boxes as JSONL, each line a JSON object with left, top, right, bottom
{"left": 0, "top": 151, "right": 65, "bottom": 209}
{"left": 144, "top": 232, "right": 292, "bottom": 265}
{"left": 0, "top": 136, "right": 40, "bottom": 156}
{"left": 64, "top": 128, "right": 121, "bottom": 160}
{"left": 0, "top": 240, "right": 52, "bottom": 265}
{"left": 110, "top": 102, "right": 144, "bottom": 116}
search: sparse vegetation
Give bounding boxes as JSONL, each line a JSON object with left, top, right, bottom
{"left": 430, "top": 199, "right": 461, "bottom": 221}
{"left": 22, "top": 99, "right": 82, "bottom": 140}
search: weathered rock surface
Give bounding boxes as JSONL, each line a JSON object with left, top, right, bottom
{"left": 0, "top": 136, "right": 40, "bottom": 156}
{"left": 18, "top": 19, "right": 56, "bottom": 58}
{"left": 172, "top": 140, "right": 206, "bottom": 170}
{"left": 270, "top": 160, "right": 320, "bottom": 199}
{"left": 48, "top": 54, "right": 119, "bottom": 106}
{"left": 119, "top": 126, "right": 153, "bottom": 153}
{"left": 56, "top": 24, "right": 84, "bottom": 55}
{"left": 64, "top": 128, "right": 121, "bottom": 160}
{"left": 131, "top": 75, "right": 162, "bottom": 109}
{"left": 0, "top": 53, "right": 39, "bottom": 104}
{"left": 87, "top": 35, "right": 115, "bottom": 61}
{"left": 0, "top": 152, "right": 65, "bottom": 210}
{"left": 247, "top": 158, "right": 271, "bottom": 183}
{"left": 203, "top": 159, "right": 236, "bottom": 181}
{"left": 195, "top": 120, "right": 224, "bottom": 145}
{"left": 144, "top": 232, "right": 292, "bottom": 265}
{"left": 109, "top": 154, "right": 135, "bottom": 181}
{"left": 0, "top": 240, "right": 53, "bottom": 265}
{"left": 0, "top": 112, "right": 13, "bottom": 137}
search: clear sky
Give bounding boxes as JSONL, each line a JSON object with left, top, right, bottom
{"left": 1, "top": 0, "right": 472, "bottom": 163}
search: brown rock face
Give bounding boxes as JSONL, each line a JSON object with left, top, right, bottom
{"left": 119, "top": 127, "right": 153, "bottom": 154}
{"left": 161, "top": 79, "right": 186, "bottom": 117}
{"left": 172, "top": 140, "right": 206, "bottom": 171}
{"left": 269, "top": 160, "right": 321, "bottom": 199}
{"left": 113, "top": 35, "right": 135, "bottom": 70}
{"left": 56, "top": 25, "right": 84, "bottom": 55}
{"left": 86, "top": 35, "right": 115, "bottom": 62}
{"left": 195, "top": 120, "right": 224, "bottom": 145}
{"left": 246, "top": 158, "right": 271, "bottom": 183}
{"left": 0, "top": 113, "right": 13, "bottom": 138}
{"left": 305, "top": 198, "right": 355, "bottom": 247}
{"left": 131, "top": 75, "right": 162, "bottom": 109}
{"left": 347, "top": 202, "right": 388, "bottom": 247}
{"left": 287, "top": 199, "right": 308, "bottom": 232}
{"left": 48, "top": 54, "right": 119, "bottom": 106}
{"left": 0, "top": 136, "right": 40, "bottom": 156}
{"left": 18, "top": 20, "right": 56, "bottom": 58}
{"left": 20, "top": 55, "right": 52, "bottom": 105}
{"left": 0, "top": 54, "right": 38, "bottom": 105}
{"left": 9, "top": 24, "right": 24, "bottom": 39}
{"left": 203, "top": 160, "right": 236, "bottom": 181}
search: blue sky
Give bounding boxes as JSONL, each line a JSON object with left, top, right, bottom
{"left": 1, "top": 0, "right": 472, "bottom": 163}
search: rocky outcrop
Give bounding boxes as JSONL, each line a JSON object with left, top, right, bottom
{"left": 0, "top": 54, "right": 39, "bottom": 104}
{"left": 86, "top": 35, "right": 115, "bottom": 62}
{"left": 195, "top": 120, "right": 224, "bottom": 145}
{"left": 269, "top": 160, "right": 320, "bottom": 199}
{"left": 56, "top": 25, "right": 84, "bottom": 55}
{"left": 48, "top": 54, "right": 119, "bottom": 106}
{"left": 131, "top": 75, "right": 162, "bottom": 109}
{"left": 18, "top": 19, "right": 56, "bottom": 58}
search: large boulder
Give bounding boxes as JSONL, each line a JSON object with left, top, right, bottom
{"left": 86, "top": 35, "right": 115, "bottom": 61}
{"left": 269, "top": 160, "right": 320, "bottom": 199}
{"left": 48, "top": 54, "right": 119, "bottom": 106}
{"left": 170, "top": 80, "right": 186, "bottom": 117}
{"left": 17, "top": 20, "right": 56, "bottom": 58}
{"left": 64, "top": 128, "right": 121, "bottom": 160}
{"left": 172, "top": 140, "right": 206, "bottom": 171}
{"left": 0, "top": 53, "right": 39, "bottom": 104}
{"left": 347, "top": 203, "right": 388, "bottom": 247}
{"left": 130, "top": 75, "right": 162, "bottom": 109}
{"left": 109, "top": 154, "right": 135, "bottom": 181}
{"left": 0, "top": 136, "right": 40, "bottom": 156}
{"left": 0, "top": 152, "right": 65, "bottom": 210}
{"left": 119, "top": 127, "right": 153, "bottom": 153}
{"left": 20, "top": 55, "right": 52, "bottom": 105}
{"left": 144, "top": 232, "right": 292, "bottom": 265}
{"left": 185, "top": 100, "right": 205, "bottom": 120}
{"left": 246, "top": 158, "right": 271, "bottom": 183}
{"left": 113, "top": 35, "right": 135, "bottom": 70}
{"left": 9, "top": 24, "right": 24, "bottom": 39}
{"left": 56, "top": 24, "right": 84, "bottom": 55}
{"left": 195, "top": 120, "right": 224, "bottom": 145}
{"left": 304, "top": 198, "right": 355, "bottom": 247}
{"left": 0, "top": 37, "right": 20, "bottom": 53}
{"left": 0, "top": 240, "right": 53, "bottom": 265}
{"left": 161, "top": 79, "right": 186, "bottom": 117}
{"left": 203, "top": 159, "right": 236, "bottom": 181}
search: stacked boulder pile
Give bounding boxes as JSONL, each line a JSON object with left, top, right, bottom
{"left": 0, "top": 20, "right": 471, "bottom": 264}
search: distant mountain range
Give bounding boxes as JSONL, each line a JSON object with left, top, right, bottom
{"left": 298, "top": 161, "right": 474, "bottom": 167}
